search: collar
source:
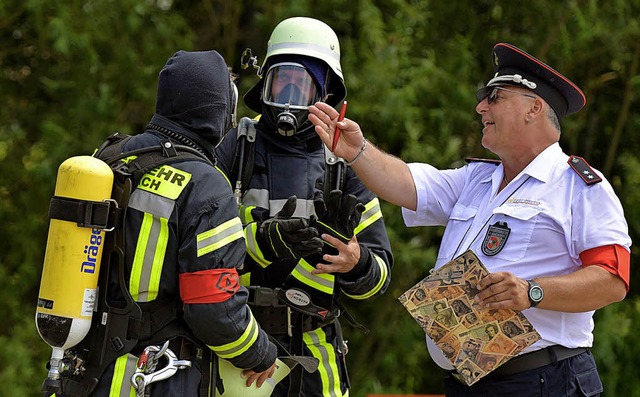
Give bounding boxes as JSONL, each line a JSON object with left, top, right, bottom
{"left": 489, "top": 142, "right": 562, "bottom": 186}
{"left": 518, "top": 142, "right": 562, "bottom": 183}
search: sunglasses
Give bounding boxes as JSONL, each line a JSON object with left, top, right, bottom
{"left": 483, "top": 86, "right": 537, "bottom": 104}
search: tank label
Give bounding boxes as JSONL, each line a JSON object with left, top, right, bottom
{"left": 82, "top": 288, "right": 97, "bottom": 316}
{"left": 138, "top": 165, "right": 191, "bottom": 200}
{"left": 81, "top": 228, "right": 103, "bottom": 274}
{"left": 37, "top": 298, "right": 54, "bottom": 309}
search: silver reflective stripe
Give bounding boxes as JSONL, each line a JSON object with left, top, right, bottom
{"left": 270, "top": 197, "right": 314, "bottom": 218}
{"left": 109, "top": 353, "right": 138, "bottom": 397}
{"left": 292, "top": 260, "right": 334, "bottom": 295}
{"left": 343, "top": 253, "right": 388, "bottom": 300}
{"left": 196, "top": 217, "right": 244, "bottom": 257}
{"left": 355, "top": 197, "right": 382, "bottom": 235}
{"left": 303, "top": 328, "right": 342, "bottom": 397}
{"left": 268, "top": 42, "right": 340, "bottom": 62}
{"left": 243, "top": 188, "right": 269, "bottom": 209}
{"left": 245, "top": 222, "right": 271, "bottom": 268}
{"left": 129, "top": 189, "right": 175, "bottom": 218}
{"left": 130, "top": 213, "right": 168, "bottom": 302}
{"left": 243, "top": 189, "right": 314, "bottom": 218}
{"left": 209, "top": 312, "right": 260, "bottom": 358}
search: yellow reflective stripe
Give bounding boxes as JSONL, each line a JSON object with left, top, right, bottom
{"left": 137, "top": 165, "right": 191, "bottom": 200}
{"left": 303, "top": 328, "right": 344, "bottom": 397}
{"left": 245, "top": 222, "right": 272, "bottom": 268}
{"left": 355, "top": 197, "right": 382, "bottom": 235}
{"left": 148, "top": 217, "right": 169, "bottom": 301}
{"left": 215, "top": 165, "right": 232, "bottom": 187}
{"left": 239, "top": 205, "right": 256, "bottom": 224}
{"left": 130, "top": 213, "right": 152, "bottom": 300}
{"left": 240, "top": 272, "right": 251, "bottom": 286}
{"left": 343, "top": 253, "right": 388, "bottom": 300}
{"left": 196, "top": 217, "right": 244, "bottom": 257}
{"left": 109, "top": 354, "right": 137, "bottom": 397}
{"left": 129, "top": 213, "right": 168, "bottom": 302}
{"left": 291, "top": 259, "right": 335, "bottom": 295}
{"left": 209, "top": 311, "right": 259, "bottom": 358}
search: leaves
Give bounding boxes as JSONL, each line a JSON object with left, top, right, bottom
{"left": 2, "top": 1, "right": 640, "bottom": 396}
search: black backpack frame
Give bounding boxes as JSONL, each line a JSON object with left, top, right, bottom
{"left": 42, "top": 132, "right": 213, "bottom": 397}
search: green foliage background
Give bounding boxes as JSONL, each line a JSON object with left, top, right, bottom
{"left": 2, "top": 1, "right": 639, "bottom": 396}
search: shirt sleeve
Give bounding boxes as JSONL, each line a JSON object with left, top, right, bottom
{"left": 570, "top": 176, "right": 631, "bottom": 257}
{"left": 337, "top": 168, "right": 394, "bottom": 300}
{"left": 402, "top": 162, "right": 471, "bottom": 227}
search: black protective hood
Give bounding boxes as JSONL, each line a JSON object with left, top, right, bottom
{"left": 154, "top": 50, "right": 234, "bottom": 148}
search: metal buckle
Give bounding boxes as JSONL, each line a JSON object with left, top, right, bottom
{"left": 131, "top": 341, "right": 192, "bottom": 395}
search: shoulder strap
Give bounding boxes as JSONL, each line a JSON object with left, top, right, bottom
{"left": 96, "top": 132, "right": 212, "bottom": 182}
{"left": 567, "top": 155, "right": 602, "bottom": 185}
{"left": 231, "top": 117, "right": 258, "bottom": 204}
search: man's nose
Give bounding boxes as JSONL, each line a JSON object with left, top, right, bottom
{"left": 475, "top": 99, "right": 488, "bottom": 115}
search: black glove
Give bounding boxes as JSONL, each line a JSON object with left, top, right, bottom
{"left": 257, "top": 196, "right": 323, "bottom": 260}
{"left": 312, "top": 189, "right": 365, "bottom": 244}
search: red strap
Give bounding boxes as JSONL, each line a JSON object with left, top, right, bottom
{"left": 179, "top": 268, "right": 241, "bottom": 304}
{"left": 579, "top": 244, "right": 630, "bottom": 291}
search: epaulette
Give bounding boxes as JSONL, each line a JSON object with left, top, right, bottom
{"left": 567, "top": 155, "right": 602, "bottom": 185}
{"left": 465, "top": 157, "right": 501, "bottom": 165}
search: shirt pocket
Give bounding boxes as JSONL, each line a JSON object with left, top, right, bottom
{"left": 491, "top": 205, "right": 542, "bottom": 262}
{"left": 438, "top": 203, "right": 478, "bottom": 261}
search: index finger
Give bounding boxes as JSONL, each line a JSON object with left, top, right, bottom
{"left": 477, "top": 272, "right": 503, "bottom": 290}
{"left": 311, "top": 101, "right": 340, "bottom": 117}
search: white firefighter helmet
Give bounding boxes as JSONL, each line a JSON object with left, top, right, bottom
{"left": 244, "top": 17, "right": 347, "bottom": 120}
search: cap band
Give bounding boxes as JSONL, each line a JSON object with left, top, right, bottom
{"left": 486, "top": 74, "right": 537, "bottom": 89}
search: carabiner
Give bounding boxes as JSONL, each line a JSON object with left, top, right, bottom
{"left": 131, "top": 343, "right": 192, "bottom": 392}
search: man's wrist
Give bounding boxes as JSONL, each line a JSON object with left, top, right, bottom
{"left": 346, "top": 138, "right": 367, "bottom": 166}
{"left": 527, "top": 279, "right": 544, "bottom": 308}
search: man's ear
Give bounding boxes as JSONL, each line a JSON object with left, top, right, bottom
{"left": 525, "top": 98, "right": 544, "bottom": 124}
{"left": 529, "top": 98, "right": 545, "bottom": 118}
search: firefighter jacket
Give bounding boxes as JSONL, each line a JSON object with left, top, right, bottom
{"left": 93, "top": 51, "right": 276, "bottom": 397}
{"left": 215, "top": 120, "right": 394, "bottom": 313}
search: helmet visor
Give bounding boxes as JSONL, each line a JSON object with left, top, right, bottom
{"left": 262, "top": 62, "right": 320, "bottom": 110}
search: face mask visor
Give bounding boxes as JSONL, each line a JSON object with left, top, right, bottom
{"left": 262, "top": 62, "right": 320, "bottom": 110}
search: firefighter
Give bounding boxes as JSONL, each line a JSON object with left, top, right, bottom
{"left": 88, "top": 50, "right": 277, "bottom": 395}
{"left": 215, "top": 17, "right": 394, "bottom": 396}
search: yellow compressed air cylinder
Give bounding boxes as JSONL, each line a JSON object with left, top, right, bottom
{"left": 36, "top": 155, "right": 114, "bottom": 354}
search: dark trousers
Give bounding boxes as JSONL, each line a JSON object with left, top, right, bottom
{"left": 444, "top": 350, "right": 603, "bottom": 397}
{"left": 271, "top": 324, "right": 349, "bottom": 397}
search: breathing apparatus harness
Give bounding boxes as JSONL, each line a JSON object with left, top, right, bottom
{"left": 42, "top": 132, "right": 219, "bottom": 397}
{"left": 230, "top": 116, "right": 369, "bottom": 396}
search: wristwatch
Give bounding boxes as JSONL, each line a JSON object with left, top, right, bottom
{"left": 527, "top": 280, "right": 544, "bottom": 308}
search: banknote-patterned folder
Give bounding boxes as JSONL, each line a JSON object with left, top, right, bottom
{"left": 398, "top": 250, "right": 541, "bottom": 386}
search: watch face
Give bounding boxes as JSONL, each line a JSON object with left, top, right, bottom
{"left": 530, "top": 286, "right": 543, "bottom": 301}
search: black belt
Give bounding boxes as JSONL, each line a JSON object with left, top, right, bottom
{"left": 247, "top": 287, "right": 334, "bottom": 335}
{"left": 491, "top": 345, "right": 589, "bottom": 376}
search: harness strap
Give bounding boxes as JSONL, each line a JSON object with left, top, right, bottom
{"left": 231, "top": 117, "right": 257, "bottom": 204}
{"left": 48, "top": 196, "right": 113, "bottom": 229}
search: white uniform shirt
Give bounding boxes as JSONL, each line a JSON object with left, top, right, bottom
{"left": 402, "top": 143, "right": 631, "bottom": 370}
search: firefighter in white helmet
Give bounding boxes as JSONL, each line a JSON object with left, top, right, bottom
{"left": 216, "top": 17, "right": 394, "bottom": 397}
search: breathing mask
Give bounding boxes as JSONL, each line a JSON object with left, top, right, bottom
{"left": 262, "top": 62, "right": 321, "bottom": 136}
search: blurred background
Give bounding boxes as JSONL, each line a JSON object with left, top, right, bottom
{"left": 2, "top": 0, "right": 639, "bottom": 396}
